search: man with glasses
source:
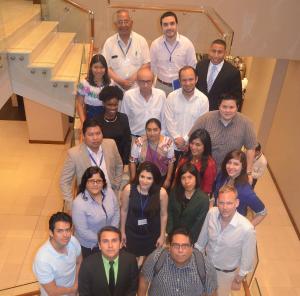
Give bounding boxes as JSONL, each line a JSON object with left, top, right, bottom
{"left": 33, "top": 212, "right": 82, "bottom": 296}
{"left": 150, "top": 11, "right": 197, "bottom": 95}
{"left": 60, "top": 118, "right": 123, "bottom": 212}
{"left": 138, "top": 228, "right": 217, "bottom": 296}
{"left": 196, "top": 39, "right": 242, "bottom": 111}
{"left": 121, "top": 67, "right": 166, "bottom": 138}
{"left": 195, "top": 184, "right": 256, "bottom": 296}
{"left": 102, "top": 9, "right": 150, "bottom": 90}
{"left": 79, "top": 226, "right": 138, "bottom": 296}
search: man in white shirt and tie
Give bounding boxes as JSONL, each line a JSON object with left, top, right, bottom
{"left": 196, "top": 39, "right": 242, "bottom": 111}
{"left": 150, "top": 11, "right": 197, "bottom": 95}
{"left": 164, "top": 66, "right": 209, "bottom": 162}
{"left": 195, "top": 184, "right": 257, "bottom": 296}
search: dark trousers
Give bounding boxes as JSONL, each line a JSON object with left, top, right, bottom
{"left": 81, "top": 245, "right": 100, "bottom": 259}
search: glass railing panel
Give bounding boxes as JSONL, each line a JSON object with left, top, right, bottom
{"left": 40, "top": 0, "right": 91, "bottom": 44}
{"left": 103, "top": 1, "right": 234, "bottom": 54}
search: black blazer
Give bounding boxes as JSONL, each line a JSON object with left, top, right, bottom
{"left": 196, "top": 59, "right": 242, "bottom": 111}
{"left": 78, "top": 250, "right": 138, "bottom": 296}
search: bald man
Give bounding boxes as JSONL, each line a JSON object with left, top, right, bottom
{"left": 120, "top": 68, "right": 166, "bottom": 137}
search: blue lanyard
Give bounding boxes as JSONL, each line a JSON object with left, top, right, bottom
{"left": 139, "top": 192, "right": 149, "bottom": 218}
{"left": 164, "top": 41, "right": 179, "bottom": 62}
{"left": 88, "top": 152, "right": 103, "bottom": 168}
{"left": 118, "top": 39, "right": 132, "bottom": 57}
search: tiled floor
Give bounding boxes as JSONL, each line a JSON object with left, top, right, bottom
{"left": 0, "top": 120, "right": 68, "bottom": 293}
{"left": 0, "top": 120, "right": 299, "bottom": 295}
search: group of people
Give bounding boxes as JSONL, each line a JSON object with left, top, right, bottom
{"left": 32, "top": 8, "right": 268, "bottom": 296}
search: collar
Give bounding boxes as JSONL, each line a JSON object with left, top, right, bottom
{"left": 163, "top": 32, "right": 180, "bottom": 44}
{"left": 46, "top": 238, "right": 70, "bottom": 256}
{"left": 217, "top": 111, "right": 238, "bottom": 126}
{"left": 102, "top": 254, "right": 119, "bottom": 264}
{"left": 169, "top": 252, "right": 193, "bottom": 269}
{"left": 117, "top": 33, "right": 133, "bottom": 46}
{"left": 209, "top": 60, "right": 224, "bottom": 71}
{"left": 218, "top": 210, "right": 239, "bottom": 228}
{"left": 86, "top": 145, "right": 103, "bottom": 157}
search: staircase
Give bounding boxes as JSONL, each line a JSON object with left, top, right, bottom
{"left": 0, "top": 1, "right": 88, "bottom": 116}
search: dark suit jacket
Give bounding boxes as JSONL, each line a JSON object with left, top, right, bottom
{"left": 196, "top": 58, "right": 242, "bottom": 111}
{"left": 78, "top": 250, "right": 138, "bottom": 296}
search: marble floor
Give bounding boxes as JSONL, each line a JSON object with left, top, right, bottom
{"left": 0, "top": 120, "right": 299, "bottom": 295}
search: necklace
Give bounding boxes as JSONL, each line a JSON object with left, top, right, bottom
{"left": 104, "top": 115, "right": 118, "bottom": 123}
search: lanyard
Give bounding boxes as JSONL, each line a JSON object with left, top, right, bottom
{"left": 139, "top": 191, "right": 149, "bottom": 218}
{"left": 88, "top": 152, "right": 103, "bottom": 168}
{"left": 164, "top": 41, "right": 179, "bottom": 62}
{"left": 83, "top": 190, "right": 108, "bottom": 222}
{"left": 118, "top": 39, "right": 132, "bottom": 58}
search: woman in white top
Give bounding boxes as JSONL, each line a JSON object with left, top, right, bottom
{"left": 76, "top": 54, "right": 111, "bottom": 125}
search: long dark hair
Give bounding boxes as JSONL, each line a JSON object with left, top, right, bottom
{"left": 78, "top": 166, "right": 107, "bottom": 194}
{"left": 87, "top": 54, "right": 110, "bottom": 87}
{"left": 173, "top": 163, "right": 200, "bottom": 203}
{"left": 221, "top": 150, "right": 248, "bottom": 185}
{"left": 184, "top": 128, "right": 212, "bottom": 180}
{"left": 132, "top": 161, "right": 161, "bottom": 216}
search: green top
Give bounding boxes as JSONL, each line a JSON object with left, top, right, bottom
{"left": 102, "top": 255, "right": 119, "bottom": 284}
{"left": 167, "top": 188, "right": 209, "bottom": 243}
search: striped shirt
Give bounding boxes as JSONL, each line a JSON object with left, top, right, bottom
{"left": 141, "top": 248, "right": 217, "bottom": 296}
{"left": 190, "top": 111, "right": 257, "bottom": 170}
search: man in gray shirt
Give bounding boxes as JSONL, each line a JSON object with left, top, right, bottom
{"left": 138, "top": 228, "right": 217, "bottom": 296}
{"left": 189, "top": 93, "right": 256, "bottom": 180}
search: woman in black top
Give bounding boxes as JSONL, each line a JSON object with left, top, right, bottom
{"left": 98, "top": 85, "right": 131, "bottom": 165}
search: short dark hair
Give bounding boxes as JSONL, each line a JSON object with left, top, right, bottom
{"left": 99, "top": 85, "right": 123, "bottom": 103}
{"left": 79, "top": 166, "right": 107, "bottom": 194}
{"left": 218, "top": 93, "right": 239, "bottom": 108}
{"left": 255, "top": 143, "right": 261, "bottom": 152}
{"left": 82, "top": 118, "right": 102, "bottom": 135}
{"left": 168, "top": 227, "right": 193, "bottom": 246}
{"left": 97, "top": 226, "right": 122, "bottom": 242}
{"left": 211, "top": 39, "right": 227, "bottom": 50}
{"left": 145, "top": 118, "right": 161, "bottom": 130}
{"left": 49, "top": 212, "right": 72, "bottom": 232}
{"left": 178, "top": 66, "right": 197, "bottom": 80}
{"left": 160, "top": 11, "right": 178, "bottom": 26}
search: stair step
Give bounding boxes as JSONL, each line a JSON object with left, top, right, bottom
{"left": 29, "top": 32, "right": 76, "bottom": 76}
{"left": 52, "top": 43, "right": 84, "bottom": 82}
{"left": 7, "top": 21, "right": 59, "bottom": 63}
{"left": 1, "top": 4, "right": 41, "bottom": 46}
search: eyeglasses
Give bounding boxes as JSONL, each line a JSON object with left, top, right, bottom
{"left": 138, "top": 80, "right": 152, "bottom": 85}
{"left": 170, "top": 243, "right": 192, "bottom": 250}
{"left": 117, "top": 20, "right": 130, "bottom": 25}
{"left": 87, "top": 179, "right": 103, "bottom": 185}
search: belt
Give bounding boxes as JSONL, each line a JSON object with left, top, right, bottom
{"left": 215, "top": 267, "right": 237, "bottom": 273}
{"left": 157, "top": 78, "right": 172, "bottom": 87}
{"left": 131, "top": 134, "right": 141, "bottom": 138}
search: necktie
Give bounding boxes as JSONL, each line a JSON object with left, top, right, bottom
{"left": 207, "top": 64, "right": 218, "bottom": 92}
{"left": 109, "top": 261, "right": 115, "bottom": 295}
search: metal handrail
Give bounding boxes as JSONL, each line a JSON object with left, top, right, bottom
{"left": 108, "top": 4, "right": 225, "bottom": 37}
{"left": 63, "top": 0, "right": 95, "bottom": 63}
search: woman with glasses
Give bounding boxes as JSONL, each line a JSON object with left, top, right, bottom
{"left": 130, "top": 118, "right": 175, "bottom": 189}
{"left": 120, "top": 161, "right": 168, "bottom": 266}
{"left": 167, "top": 163, "right": 209, "bottom": 243}
{"left": 72, "top": 166, "right": 120, "bottom": 258}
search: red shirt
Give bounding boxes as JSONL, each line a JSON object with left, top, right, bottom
{"left": 177, "top": 156, "right": 217, "bottom": 194}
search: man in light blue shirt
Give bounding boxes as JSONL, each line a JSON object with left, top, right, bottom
{"left": 33, "top": 212, "right": 82, "bottom": 296}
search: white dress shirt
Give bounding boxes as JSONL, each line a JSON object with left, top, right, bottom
{"left": 150, "top": 33, "right": 196, "bottom": 83}
{"left": 120, "top": 87, "right": 166, "bottom": 136}
{"left": 195, "top": 207, "right": 256, "bottom": 277}
{"left": 102, "top": 31, "right": 150, "bottom": 80}
{"left": 164, "top": 88, "right": 209, "bottom": 148}
{"left": 207, "top": 60, "right": 224, "bottom": 85}
{"left": 86, "top": 146, "right": 111, "bottom": 187}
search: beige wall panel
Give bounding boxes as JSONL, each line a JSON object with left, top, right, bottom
{"left": 265, "top": 60, "right": 300, "bottom": 231}
{"left": 76, "top": 0, "right": 300, "bottom": 59}
{"left": 242, "top": 58, "right": 276, "bottom": 134}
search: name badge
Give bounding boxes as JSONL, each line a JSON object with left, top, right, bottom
{"left": 138, "top": 219, "right": 148, "bottom": 226}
